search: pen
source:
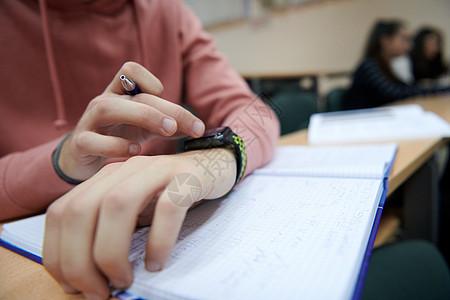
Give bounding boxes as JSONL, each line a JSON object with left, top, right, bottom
{"left": 120, "top": 74, "right": 141, "bottom": 95}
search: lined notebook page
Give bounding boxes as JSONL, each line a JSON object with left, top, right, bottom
{"left": 254, "top": 144, "right": 397, "bottom": 179}
{"left": 0, "top": 174, "right": 385, "bottom": 299}
{"left": 125, "top": 175, "right": 383, "bottom": 300}
{"left": 1, "top": 214, "right": 45, "bottom": 258}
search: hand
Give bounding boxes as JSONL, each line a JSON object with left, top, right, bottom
{"left": 43, "top": 148, "right": 236, "bottom": 300}
{"left": 58, "top": 62, "right": 205, "bottom": 181}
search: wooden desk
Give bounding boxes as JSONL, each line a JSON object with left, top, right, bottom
{"left": 278, "top": 129, "right": 444, "bottom": 197}
{"left": 1, "top": 94, "right": 449, "bottom": 300}
{"left": 279, "top": 94, "right": 450, "bottom": 244}
{"left": 278, "top": 94, "right": 450, "bottom": 196}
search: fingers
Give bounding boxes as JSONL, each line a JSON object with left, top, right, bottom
{"left": 85, "top": 97, "right": 178, "bottom": 136}
{"left": 145, "top": 170, "right": 211, "bottom": 271}
{"left": 44, "top": 164, "right": 123, "bottom": 299}
{"left": 145, "top": 194, "right": 189, "bottom": 272}
{"left": 59, "top": 195, "right": 110, "bottom": 299}
{"left": 105, "top": 61, "right": 164, "bottom": 96}
{"left": 44, "top": 191, "right": 111, "bottom": 299}
{"left": 93, "top": 161, "right": 172, "bottom": 287}
{"left": 43, "top": 199, "right": 79, "bottom": 294}
{"left": 103, "top": 61, "right": 204, "bottom": 138}
{"left": 75, "top": 131, "right": 141, "bottom": 158}
{"left": 83, "top": 94, "right": 204, "bottom": 141}
{"left": 132, "top": 93, "right": 205, "bottom": 137}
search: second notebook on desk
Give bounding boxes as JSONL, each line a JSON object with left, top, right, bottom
{"left": 0, "top": 144, "right": 397, "bottom": 300}
{"left": 308, "top": 104, "right": 450, "bottom": 144}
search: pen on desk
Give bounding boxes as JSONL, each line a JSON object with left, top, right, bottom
{"left": 120, "top": 74, "right": 141, "bottom": 95}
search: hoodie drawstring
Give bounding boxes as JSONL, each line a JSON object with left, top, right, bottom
{"left": 38, "top": 0, "right": 67, "bottom": 129}
{"left": 133, "top": 0, "right": 149, "bottom": 68}
{"left": 38, "top": 0, "right": 146, "bottom": 130}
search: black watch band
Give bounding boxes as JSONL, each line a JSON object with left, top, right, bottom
{"left": 183, "top": 127, "right": 247, "bottom": 185}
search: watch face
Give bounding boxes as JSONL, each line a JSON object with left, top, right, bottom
{"left": 203, "top": 127, "right": 227, "bottom": 138}
{"left": 184, "top": 127, "right": 231, "bottom": 150}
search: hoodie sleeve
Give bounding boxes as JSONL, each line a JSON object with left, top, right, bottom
{"left": 178, "top": 3, "right": 280, "bottom": 177}
{"left": 0, "top": 137, "right": 74, "bottom": 221}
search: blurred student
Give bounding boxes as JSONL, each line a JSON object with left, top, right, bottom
{"left": 344, "top": 20, "right": 450, "bottom": 110}
{"left": 0, "top": 0, "right": 279, "bottom": 299}
{"left": 391, "top": 26, "right": 448, "bottom": 85}
{"left": 411, "top": 27, "right": 449, "bottom": 83}
{"left": 391, "top": 55, "right": 414, "bottom": 84}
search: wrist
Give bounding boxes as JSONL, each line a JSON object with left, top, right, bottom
{"left": 52, "top": 133, "right": 85, "bottom": 185}
{"left": 204, "top": 148, "right": 236, "bottom": 199}
{"left": 54, "top": 132, "right": 104, "bottom": 183}
{"left": 180, "top": 148, "right": 236, "bottom": 199}
{"left": 183, "top": 126, "right": 246, "bottom": 185}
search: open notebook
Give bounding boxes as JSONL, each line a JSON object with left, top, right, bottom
{"left": 1, "top": 144, "right": 397, "bottom": 300}
{"left": 308, "top": 104, "right": 450, "bottom": 144}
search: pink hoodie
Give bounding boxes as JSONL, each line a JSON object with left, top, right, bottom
{"left": 0, "top": 0, "right": 280, "bottom": 220}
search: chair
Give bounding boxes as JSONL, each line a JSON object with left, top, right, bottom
{"left": 361, "top": 240, "right": 450, "bottom": 300}
{"left": 326, "top": 87, "right": 348, "bottom": 112}
{"left": 271, "top": 90, "right": 318, "bottom": 135}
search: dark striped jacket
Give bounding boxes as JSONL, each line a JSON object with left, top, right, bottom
{"left": 344, "top": 58, "right": 450, "bottom": 110}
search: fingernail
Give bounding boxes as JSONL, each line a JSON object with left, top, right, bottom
{"left": 162, "top": 118, "right": 176, "bottom": 134}
{"left": 111, "top": 278, "right": 129, "bottom": 289}
{"left": 84, "top": 293, "right": 103, "bottom": 300}
{"left": 128, "top": 144, "right": 140, "bottom": 156}
{"left": 193, "top": 120, "right": 204, "bottom": 136}
{"left": 146, "top": 261, "right": 161, "bottom": 272}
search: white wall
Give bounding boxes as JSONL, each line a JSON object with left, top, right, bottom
{"left": 208, "top": 0, "right": 450, "bottom": 75}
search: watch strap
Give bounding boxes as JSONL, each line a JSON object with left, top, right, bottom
{"left": 183, "top": 127, "right": 246, "bottom": 185}
{"left": 230, "top": 132, "right": 246, "bottom": 184}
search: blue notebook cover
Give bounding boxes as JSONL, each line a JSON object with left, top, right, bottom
{"left": 0, "top": 238, "right": 42, "bottom": 264}
{"left": 351, "top": 149, "right": 396, "bottom": 300}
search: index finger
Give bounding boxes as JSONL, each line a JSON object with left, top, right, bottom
{"left": 144, "top": 171, "right": 209, "bottom": 272}
{"left": 145, "top": 192, "right": 190, "bottom": 272}
{"left": 105, "top": 61, "right": 164, "bottom": 96}
{"left": 92, "top": 160, "right": 188, "bottom": 287}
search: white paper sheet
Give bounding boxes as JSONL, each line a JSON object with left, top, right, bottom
{"left": 308, "top": 104, "right": 450, "bottom": 144}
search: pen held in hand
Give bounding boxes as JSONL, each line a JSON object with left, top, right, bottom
{"left": 120, "top": 74, "right": 141, "bottom": 95}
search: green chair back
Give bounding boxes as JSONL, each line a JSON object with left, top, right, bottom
{"left": 362, "top": 240, "right": 450, "bottom": 300}
{"left": 271, "top": 90, "right": 318, "bottom": 136}
{"left": 326, "top": 88, "right": 348, "bottom": 112}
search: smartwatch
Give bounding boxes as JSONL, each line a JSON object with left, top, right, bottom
{"left": 183, "top": 127, "right": 247, "bottom": 185}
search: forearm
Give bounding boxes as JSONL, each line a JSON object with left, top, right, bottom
{"left": 0, "top": 137, "right": 74, "bottom": 221}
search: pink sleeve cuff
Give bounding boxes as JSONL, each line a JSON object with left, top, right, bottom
{"left": 0, "top": 137, "right": 74, "bottom": 221}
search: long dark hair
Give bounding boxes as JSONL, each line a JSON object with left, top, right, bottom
{"left": 363, "top": 20, "right": 404, "bottom": 82}
{"left": 411, "top": 27, "right": 448, "bottom": 81}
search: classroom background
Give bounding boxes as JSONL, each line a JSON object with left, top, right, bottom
{"left": 186, "top": 0, "right": 450, "bottom": 112}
